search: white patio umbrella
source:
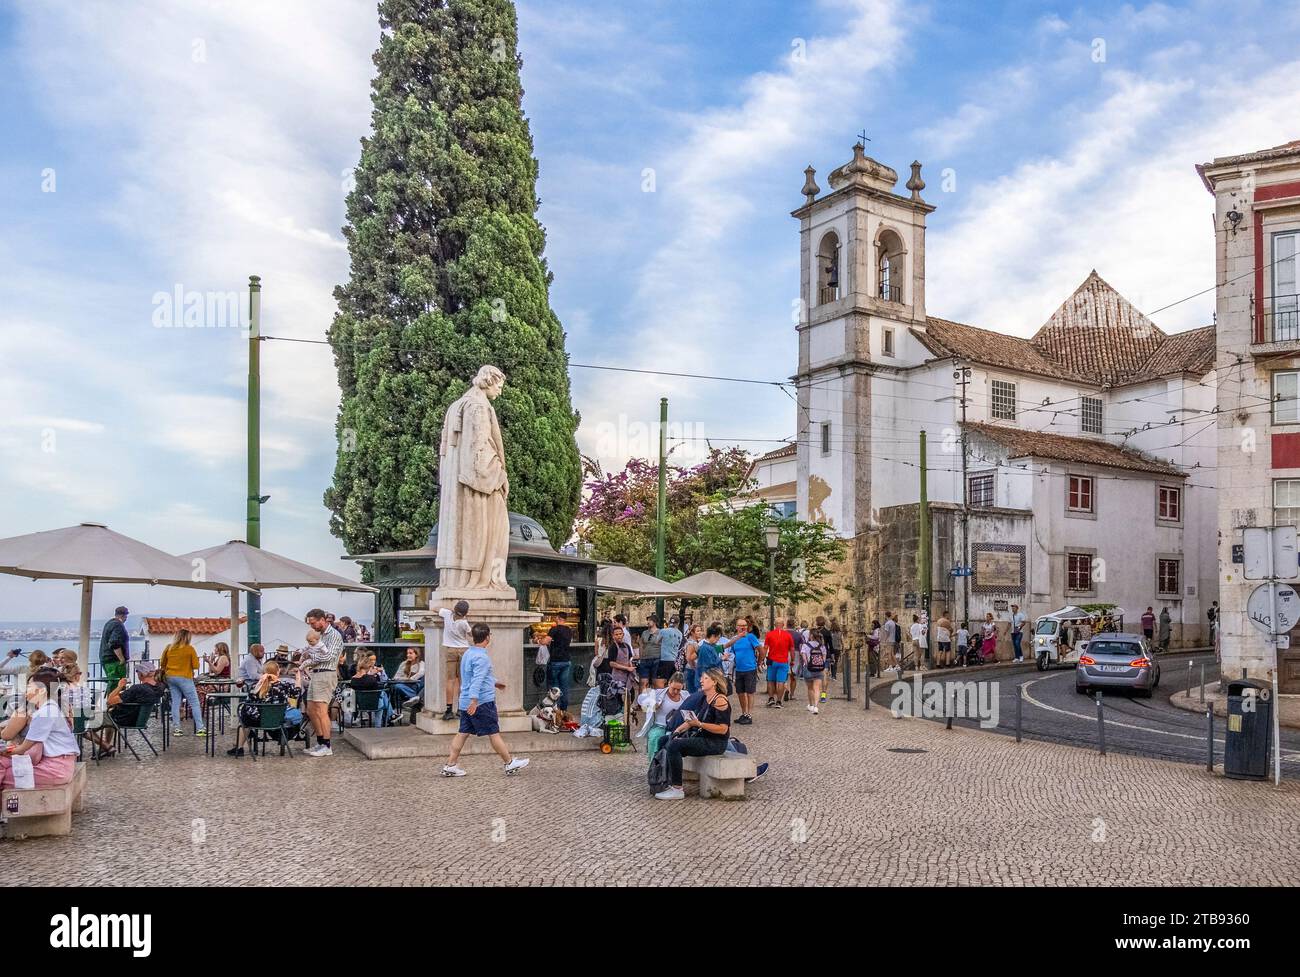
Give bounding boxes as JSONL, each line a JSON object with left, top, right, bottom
{"left": 671, "top": 569, "right": 767, "bottom": 599}
{"left": 596, "top": 564, "right": 697, "bottom": 597}
{"left": 0, "top": 523, "right": 255, "bottom": 660}
{"left": 178, "top": 540, "right": 376, "bottom": 663}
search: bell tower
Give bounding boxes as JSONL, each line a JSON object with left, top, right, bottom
{"left": 792, "top": 142, "right": 935, "bottom": 542}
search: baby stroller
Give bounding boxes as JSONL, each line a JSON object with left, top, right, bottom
{"left": 595, "top": 674, "right": 637, "bottom": 755}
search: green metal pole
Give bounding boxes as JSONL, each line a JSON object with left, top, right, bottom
{"left": 246, "top": 275, "right": 262, "bottom": 647}
{"left": 919, "top": 429, "right": 930, "bottom": 667}
{"left": 655, "top": 397, "right": 668, "bottom": 622}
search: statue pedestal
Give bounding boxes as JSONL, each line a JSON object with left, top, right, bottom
{"left": 410, "top": 597, "right": 541, "bottom": 736}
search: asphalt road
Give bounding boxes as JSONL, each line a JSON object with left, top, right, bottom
{"left": 867, "top": 651, "right": 1300, "bottom": 779}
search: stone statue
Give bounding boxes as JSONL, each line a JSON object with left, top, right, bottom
{"left": 434, "top": 365, "right": 513, "bottom": 595}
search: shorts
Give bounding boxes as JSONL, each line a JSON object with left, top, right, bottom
{"left": 636, "top": 659, "right": 658, "bottom": 682}
{"left": 443, "top": 647, "right": 467, "bottom": 681}
{"left": 802, "top": 666, "right": 826, "bottom": 682}
{"left": 307, "top": 670, "right": 339, "bottom": 703}
{"left": 458, "top": 700, "right": 500, "bottom": 736}
{"left": 102, "top": 660, "right": 127, "bottom": 683}
{"left": 656, "top": 660, "right": 677, "bottom": 682}
{"left": 938, "top": 642, "right": 951, "bottom": 653}
{"left": 766, "top": 661, "right": 789, "bottom": 683}
{"left": 733, "top": 670, "right": 757, "bottom": 695}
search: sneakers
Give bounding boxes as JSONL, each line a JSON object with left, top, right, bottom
{"left": 746, "top": 762, "right": 769, "bottom": 783}
{"left": 441, "top": 706, "right": 455, "bottom": 722}
{"left": 783, "top": 690, "right": 791, "bottom": 702}
{"left": 807, "top": 704, "right": 815, "bottom": 713}
{"left": 226, "top": 746, "right": 245, "bottom": 757}
{"left": 812, "top": 706, "right": 819, "bottom": 715}
{"left": 773, "top": 701, "right": 783, "bottom": 709}
{"left": 503, "top": 757, "right": 530, "bottom": 774}
{"left": 306, "top": 744, "right": 333, "bottom": 757}
{"left": 735, "top": 714, "right": 753, "bottom": 725}
{"left": 195, "top": 729, "right": 207, "bottom": 737}
{"left": 765, "top": 697, "right": 776, "bottom": 708}
{"left": 173, "top": 727, "right": 185, "bottom": 736}
{"left": 654, "top": 786, "right": 685, "bottom": 800}
{"left": 442, "top": 764, "right": 467, "bottom": 777}
{"left": 820, "top": 691, "right": 827, "bottom": 702}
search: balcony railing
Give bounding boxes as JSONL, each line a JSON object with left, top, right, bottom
{"left": 818, "top": 285, "right": 840, "bottom": 306}
{"left": 879, "top": 282, "right": 902, "bottom": 303}
{"left": 1255, "top": 294, "right": 1300, "bottom": 345}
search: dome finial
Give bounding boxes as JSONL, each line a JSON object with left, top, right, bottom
{"left": 801, "top": 165, "right": 820, "bottom": 204}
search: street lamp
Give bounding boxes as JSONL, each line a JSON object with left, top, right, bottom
{"left": 764, "top": 522, "right": 781, "bottom": 631}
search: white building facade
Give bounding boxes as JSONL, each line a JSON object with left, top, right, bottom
{"left": 1199, "top": 139, "right": 1300, "bottom": 692}
{"left": 779, "top": 143, "right": 1218, "bottom": 648}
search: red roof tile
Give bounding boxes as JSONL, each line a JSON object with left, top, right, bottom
{"left": 915, "top": 272, "right": 1214, "bottom": 385}
{"left": 965, "top": 421, "right": 1185, "bottom": 477}
{"left": 142, "top": 616, "right": 247, "bottom": 636}
{"left": 1029, "top": 271, "right": 1165, "bottom": 381}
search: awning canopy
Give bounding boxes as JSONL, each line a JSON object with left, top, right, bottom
{"left": 671, "top": 569, "right": 767, "bottom": 599}
{"left": 596, "top": 565, "right": 696, "bottom": 597}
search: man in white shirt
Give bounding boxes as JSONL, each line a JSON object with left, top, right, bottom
{"left": 1010, "top": 604, "right": 1027, "bottom": 663}
{"left": 909, "top": 615, "right": 927, "bottom": 671}
{"left": 438, "top": 601, "right": 473, "bottom": 722}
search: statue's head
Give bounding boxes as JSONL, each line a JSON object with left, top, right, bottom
{"left": 473, "top": 365, "right": 506, "bottom": 399}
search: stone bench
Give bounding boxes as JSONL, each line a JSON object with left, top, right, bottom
{"left": 682, "top": 753, "right": 757, "bottom": 799}
{"left": 1, "top": 762, "right": 87, "bottom": 839}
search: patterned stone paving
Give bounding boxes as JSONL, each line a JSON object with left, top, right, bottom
{"left": 6, "top": 694, "right": 1298, "bottom": 886}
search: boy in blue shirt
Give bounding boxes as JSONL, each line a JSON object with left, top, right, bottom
{"left": 442, "top": 622, "right": 530, "bottom": 777}
{"left": 718, "top": 616, "right": 764, "bottom": 726}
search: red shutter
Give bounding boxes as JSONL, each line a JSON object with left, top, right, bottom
{"left": 1272, "top": 432, "right": 1300, "bottom": 469}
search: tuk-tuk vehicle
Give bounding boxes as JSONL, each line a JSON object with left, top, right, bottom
{"left": 1033, "top": 605, "right": 1126, "bottom": 671}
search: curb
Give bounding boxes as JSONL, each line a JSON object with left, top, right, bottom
{"left": 1170, "top": 682, "right": 1300, "bottom": 731}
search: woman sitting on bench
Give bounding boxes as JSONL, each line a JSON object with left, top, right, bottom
{"left": 1, "top": 671, "right": 79, "bottom": 789}
{"left": 654, "top": 668, "right": 731, "bottom": 801}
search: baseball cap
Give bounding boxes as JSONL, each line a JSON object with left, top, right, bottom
{"left": 114, "top": 606, "right": 129, "bottom": 616}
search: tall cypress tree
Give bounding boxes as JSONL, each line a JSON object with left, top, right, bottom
{"left": 327, "top": 0, "right": 581, "bottom": 556}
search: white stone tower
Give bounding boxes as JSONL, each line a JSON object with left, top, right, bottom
{"left": 791, "top": 143, "right": 935, "bottom": 539}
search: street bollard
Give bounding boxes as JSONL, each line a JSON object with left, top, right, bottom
{"left": 1095, "top": 691, "right": 1106, "bottom": 756}
{"left": 1206, "top": 706, "right": 1214, "bottom": 772}
{"left": 843, "top": 650, "right": 853, "bottom": 702}
{"left": 1199, "top": 663, "right": 1206, "bottom": 704}
{"left": 1015, "top": 687, "right": 1022, "bottom": 743}
{"left": 945, "top": 683, "right": 954, "bottom": 730}
{"left": 1187, "top": 659, "right": 1193, "bottom": 695}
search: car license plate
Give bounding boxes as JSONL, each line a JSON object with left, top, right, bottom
{"left": 1098, "top": 664, "right": 1128, "bottom": 672}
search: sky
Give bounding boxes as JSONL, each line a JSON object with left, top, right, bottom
{"left": 2, "top": 0, "right": 1299, "bottom": 623}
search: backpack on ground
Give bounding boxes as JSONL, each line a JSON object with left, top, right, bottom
{"left": 648, "top": 747, "right": 671, "bottom": 793}
{"left": 807, "top": 644, "right": 827, "bottom": 672}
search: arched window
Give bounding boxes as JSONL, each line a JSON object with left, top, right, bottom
{"left": 817, "top": 231, "right": 840, "bottom": 305}
{"left": 877, "top": 229, "right": 905, "bottom": 303}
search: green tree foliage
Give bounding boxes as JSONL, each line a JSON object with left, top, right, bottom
{"left": 579, "top": 449, "right": 845, "bottom": 606}
{"left": 326, "top": 0, "right": 581, "bottom": 555}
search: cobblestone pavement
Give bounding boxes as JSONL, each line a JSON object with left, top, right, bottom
{"left": 6, "top": 695, "right": 1298, "bottom": 886}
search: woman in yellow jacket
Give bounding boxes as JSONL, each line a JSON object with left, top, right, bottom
{"left": 160, "top": 629, "right": 206, "bottom": 737}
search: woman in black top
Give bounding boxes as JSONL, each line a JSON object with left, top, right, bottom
{"left": 656, "top": 667, "right": 731, "bottom": 800}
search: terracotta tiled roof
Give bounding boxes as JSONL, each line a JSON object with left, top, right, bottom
{"left": 142, "top": 616, "right": 246, "bottom": 636}
{"left": 1029, "top": 271, "right": 1165, "bottom": 381}
{"left": 1130, "top": 324, "right": 1216, "bottom": 380}
{"left": 918, "top": 316, "right": 1070, "bottom": 380}
{"left": 754, "top": 444, "right": 797, "bottom": 463}
{"left": 915, "top": 272, "right": 1214, "bottom": 385}
{"left": 965, "top": 421, "right": 1185, "bottom": 477}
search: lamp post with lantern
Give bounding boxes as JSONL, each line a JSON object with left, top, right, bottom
{"left": 764, "top": 521, "right": 781, "bottom": 631}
